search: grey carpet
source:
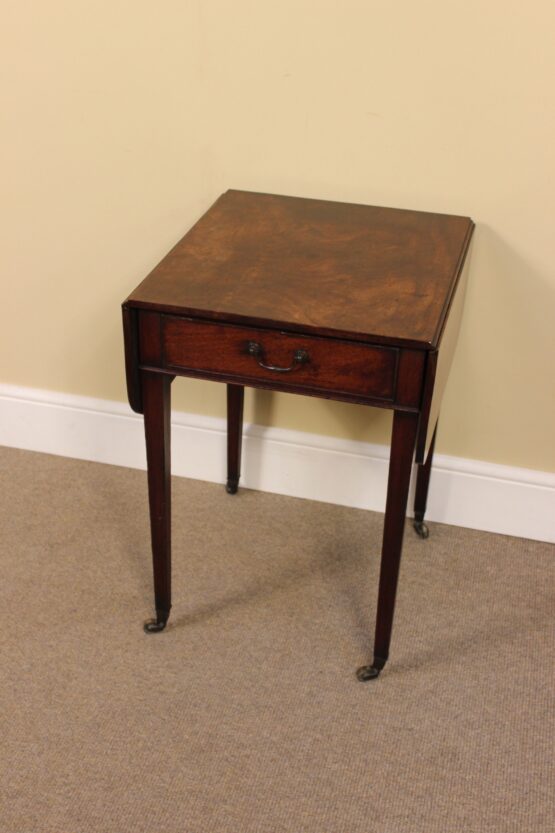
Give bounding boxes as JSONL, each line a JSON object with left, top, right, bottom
{"left": 1, "top": 445, "right": 553, "bottom": 833}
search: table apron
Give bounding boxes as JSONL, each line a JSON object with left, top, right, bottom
{"left": 140, "top": 363, "right": 428, "bottom": 410}
{"left": 130, "top": 311, "right": 427, "bottom": 412}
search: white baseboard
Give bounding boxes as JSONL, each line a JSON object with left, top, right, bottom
{"left": 1, "top": 383, "right": 553, "bottom": 543}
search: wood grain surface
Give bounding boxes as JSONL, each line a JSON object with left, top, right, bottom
{"left": 126, "top": 190, "right": 474, "bottom": 349}
{"left": 161, "top": 315, "right": 398, "bottom": 402}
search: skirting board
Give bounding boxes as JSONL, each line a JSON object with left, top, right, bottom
{"left": 0, "top": 383, "right": 553, "bottom": 543}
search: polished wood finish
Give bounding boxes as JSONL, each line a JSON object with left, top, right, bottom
{"left": 415, "top": 249, "right": 472, "bottom": 463}
{"left": 127, "top": 190, "right": 473, "bottom": 349}
{"left": 226, "top": 384, "right": 244, "bottom": 494}
{"left": 142, "top": 370, "right": 172, "bottom": 631}
{"left": 138, "top": 310, "right": 163, "bottom": 366}
{"left": 122, "top": 189, "right": 474, "bottom": 678}
{"left": 357, "top": 410, "right": 420, "bottom": 680}
{"left": 122, "top": 305, "right": 142, "bottom": 414}
{"left": 163, "top": 316, "right": 397, "bottom": 403}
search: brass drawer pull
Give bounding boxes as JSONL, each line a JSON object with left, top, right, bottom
{"left": 247, "top": 341, "right": 309, "bottom": 373}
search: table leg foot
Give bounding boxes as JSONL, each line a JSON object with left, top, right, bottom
{"left": 226, "top": 478, "right": 239, "bottom": 495}
{"left": 143, "top": 612, "right": 169, "bottom": 633}
{"left": 356, "top": 656, "right": 387, "bottom": 682}
{"left": 413, "top": 517, "right": 429, "bottom": 538}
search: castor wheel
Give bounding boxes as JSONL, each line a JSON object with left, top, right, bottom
{"left": 413, "top": 520, "right": 429, "bottom": 538}
{"left": 356, "top": 656, "right": 386, "bottom": 682}
{"left": 143, "top": 614, "right": 169, "bottom": 633}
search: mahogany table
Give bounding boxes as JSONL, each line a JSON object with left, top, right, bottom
{"left": 122, "top": 190, "right": 474, "bottom": 680}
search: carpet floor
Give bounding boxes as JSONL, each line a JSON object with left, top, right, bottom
{"left": 1, "top": 445, "right": 554, "bottom": 833}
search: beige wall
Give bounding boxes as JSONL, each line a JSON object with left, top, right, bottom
{"left": 2, "top": 1, "right": 554, "bottom": 472}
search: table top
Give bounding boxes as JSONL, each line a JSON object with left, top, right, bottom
{"left": 126, "top": 190, "right": 474, "bottom": 350}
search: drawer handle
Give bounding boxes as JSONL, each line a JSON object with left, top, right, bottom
{"left": 247, "top": 341, "right": 309, "bottom": 373}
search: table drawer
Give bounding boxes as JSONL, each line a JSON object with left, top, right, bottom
{"left": 162, "top": 316, "right": 397, "bottom": 401}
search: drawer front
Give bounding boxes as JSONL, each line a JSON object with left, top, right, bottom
{"left": 162, "top": 316, "right": 397, "bottom": 402}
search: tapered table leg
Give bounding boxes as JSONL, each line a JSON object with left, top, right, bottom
{"left": 357, "top": 410, "right": 419, "bottom": 680}
{"left": 413, "top": 423, "right": 437, "bottom": 538}
{"left": 142, "top": 370, "right": 172, "bottom": 633}
{"left": 226, "top": 384, "right": 244, "bottom": 494}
